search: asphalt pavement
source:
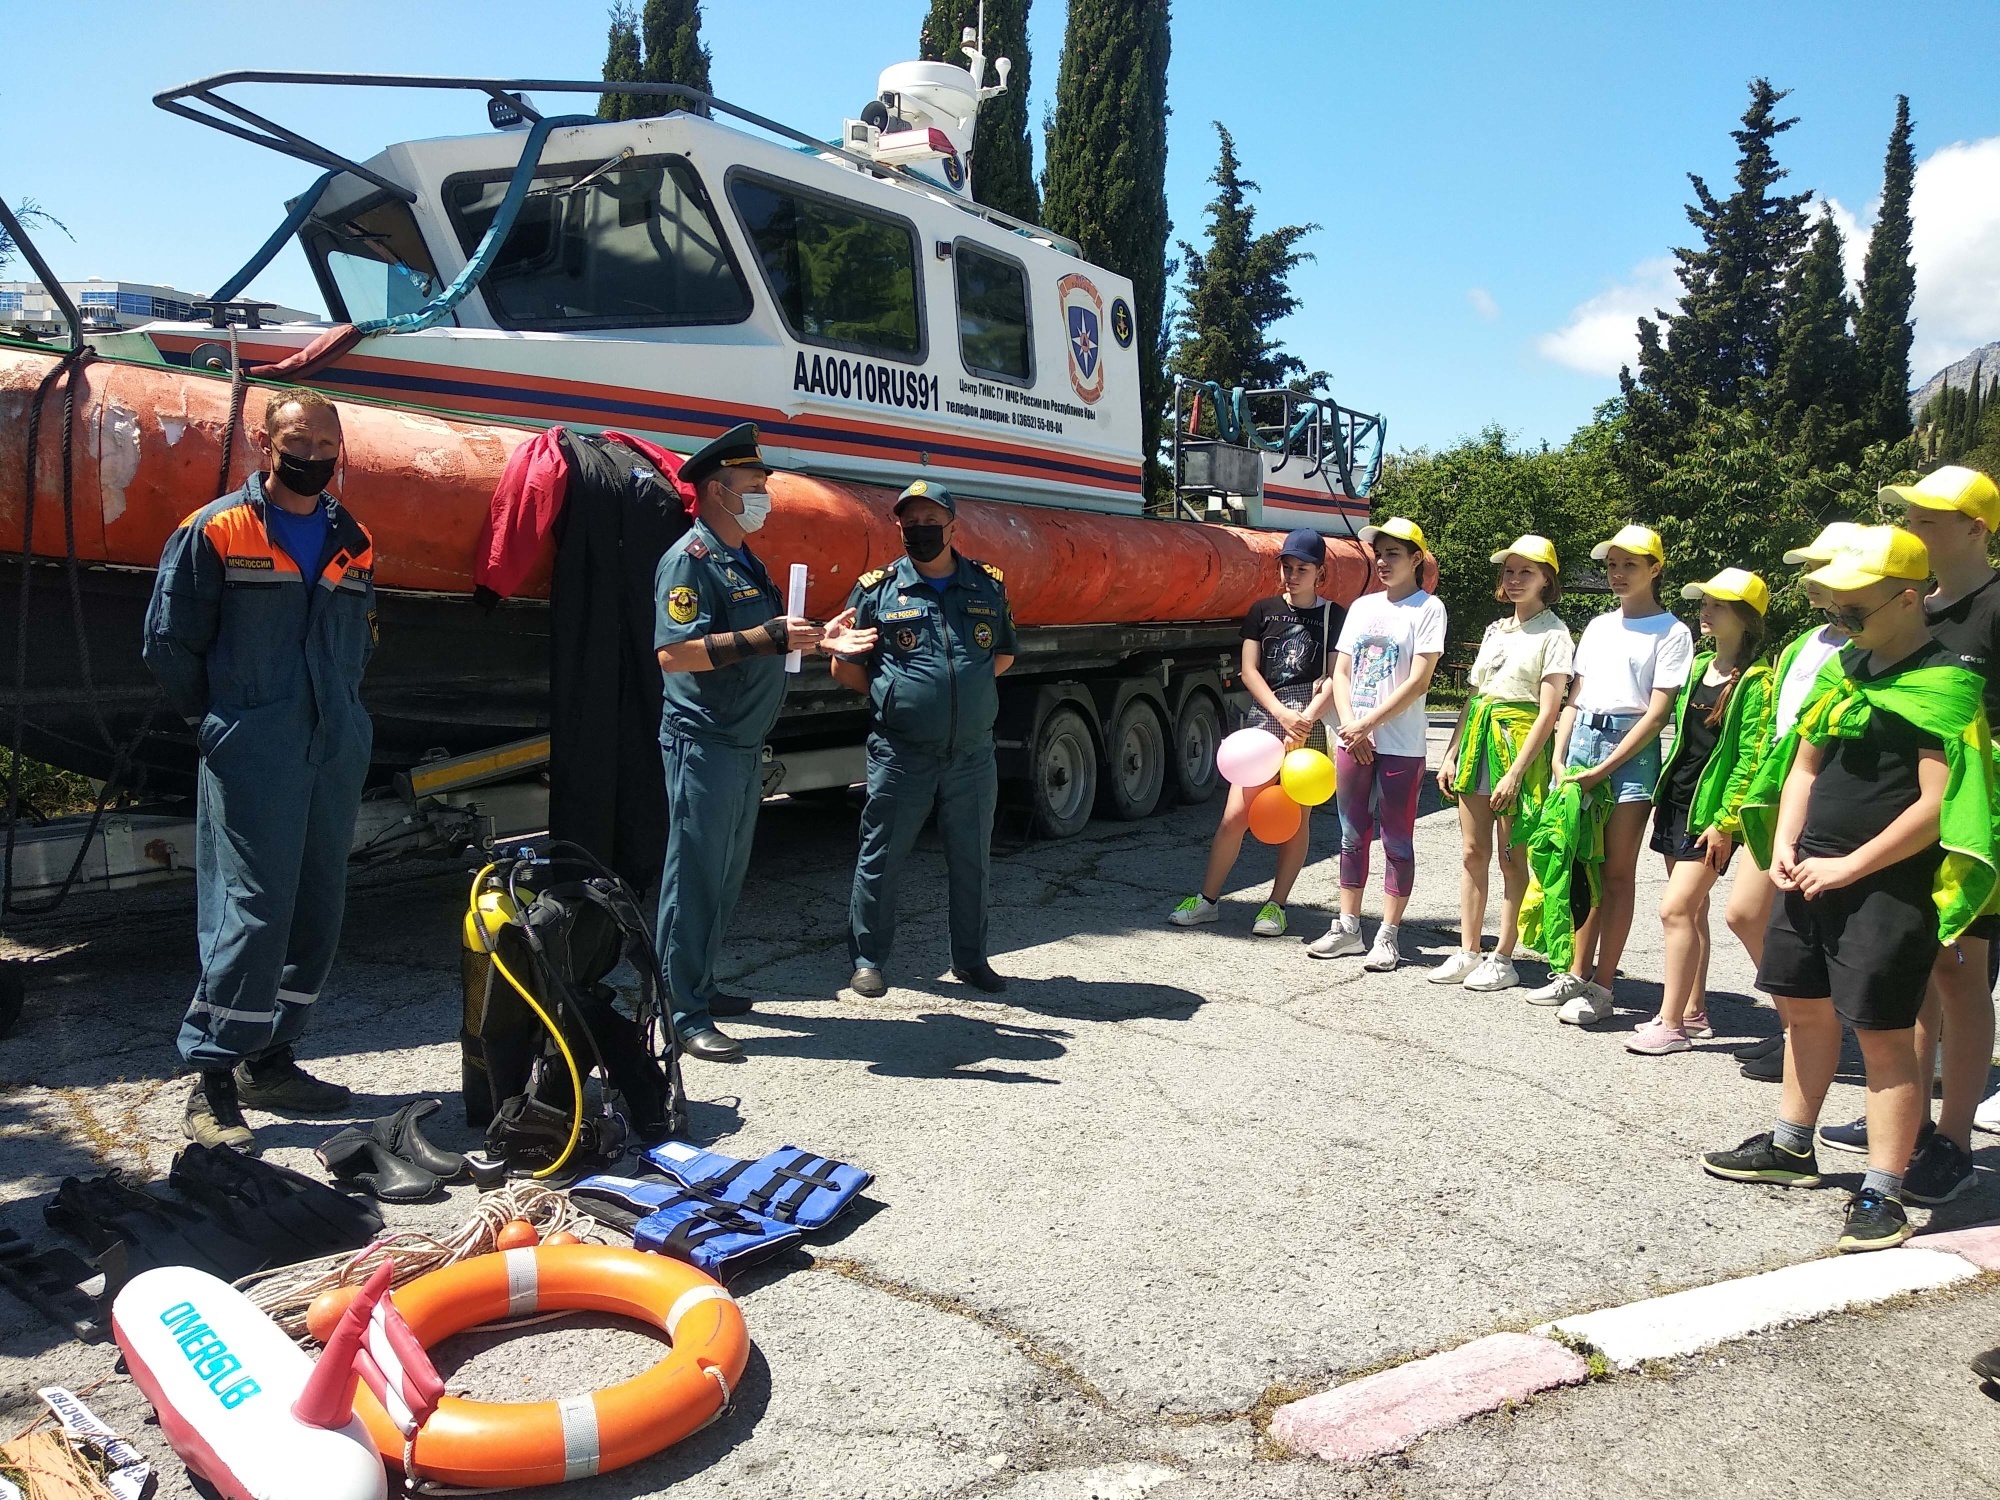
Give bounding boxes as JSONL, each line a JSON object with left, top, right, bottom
{"left": 3, "top": 717, "right": 1997, "bottom": 1498}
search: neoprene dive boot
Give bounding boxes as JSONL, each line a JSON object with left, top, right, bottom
{"left": 183, "top": 1070, "right": 257, "bottom": 1153}
{"left": 235, "top": 1045, "right": 351, "bottom": 1114}
{"left": 368, "top": 1100, "right": 467, "bottom": 1181}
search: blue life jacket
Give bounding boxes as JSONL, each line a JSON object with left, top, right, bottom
{"left": 569, "top": 1174, "right": 801, "bottom": 1278}
{"left": 641, "top": 1143, "right": 873, "bottom": 1231}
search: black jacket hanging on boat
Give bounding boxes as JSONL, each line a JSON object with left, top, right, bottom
{"left": 547, "top": 429, "right": 692, "bottom": 890}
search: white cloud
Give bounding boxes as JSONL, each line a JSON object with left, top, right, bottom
{"left": 1907, "top": 136, "right": 2000, "bottom": 379}
{"left": 1535, "top": 258, "right": 1680, "bottom": 376}
{"left": 1467, "top": 286, "right": 1500, "bottom": 322}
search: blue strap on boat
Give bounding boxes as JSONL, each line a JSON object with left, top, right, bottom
{"left": 209, "top": 170, "right": 342, "bottom": 304}
{"left": 642, "top": 1142, "right": 873, "bottom": 1231}
{"left": 352, "top": 112, "right": 596, "bottom": 337}
{"left": 570, "top": 1173, "right": 804, "bottom": 1278}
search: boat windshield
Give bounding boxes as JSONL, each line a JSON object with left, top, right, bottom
{"left": 303, "top": 193, "right": 442, "bottom": 323}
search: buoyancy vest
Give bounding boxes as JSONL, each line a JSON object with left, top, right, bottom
{"left": 569, "top": 1174, "right": 802, "bottom": 1279}
{"left": 642, "top": 1143, "right": 874, "bottom": 1231}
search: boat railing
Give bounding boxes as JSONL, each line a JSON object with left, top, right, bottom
{"left": 151, "top": 71, "right": 1079, "bottom": 256}
{"left": 1169, "top": 377, "right": 1386, "bottom": 521}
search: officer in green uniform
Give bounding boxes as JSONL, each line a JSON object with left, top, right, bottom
{"left": 654, "top": 423, "right": 873, "bottom": 1060}
{"left": 832, "top": 480, "right": 1016, "bottom": 997}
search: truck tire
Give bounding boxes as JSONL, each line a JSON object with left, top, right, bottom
{"left": 1171, "top": 690, "right": 1224, "bottom": 806}
{"left": 1029, "top": 706, "right": 1097, "bottom": 839}
{"left": 1101, "top": 697, "right": 1166, "bottom": 821}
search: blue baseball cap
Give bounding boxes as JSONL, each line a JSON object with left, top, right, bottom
{"left": 1279, "top": 528, "right": 1327, "bottom": 565}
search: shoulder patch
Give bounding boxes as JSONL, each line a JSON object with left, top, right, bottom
{"left": 858, "top": 568, "right": 889, "bottom": 589}
{"left": 978, "top": 562, "right": 1005, "bottom": 584}
{"left": 685, "top": 537, "right": 709, "bottom": 560}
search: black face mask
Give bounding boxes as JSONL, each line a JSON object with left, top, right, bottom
{"left": 274, "top": 450, "right": 337, "bottom": 497}
{"left": 901, "top": 523, "right": 948, "bottom": 563}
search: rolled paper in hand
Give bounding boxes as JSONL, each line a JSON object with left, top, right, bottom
{"left": 786, "top": 563, "right": 809, "bottom": 672}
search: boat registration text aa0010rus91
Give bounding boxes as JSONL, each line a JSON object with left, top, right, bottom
{"left": 792, "top": 351, "right": 940, "bottom": 412}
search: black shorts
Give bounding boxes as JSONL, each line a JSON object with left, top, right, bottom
{"left": 1957, "top": 913, "right": 2000, "bottom": 990}
{"left": 1757, "top": 855, "right": 1942, "bottom": 1029}
{"left": 1649, "top": 799, "right": 1733, "bottom": 870}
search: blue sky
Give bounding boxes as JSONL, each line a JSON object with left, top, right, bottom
{"left": 4, "top": 2, "right": 1997, "bottom": 452}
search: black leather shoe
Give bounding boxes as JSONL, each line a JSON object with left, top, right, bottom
{"left": 681, "top": 1026, "right": 744, "bottom": 1062}
{"left": 1734, "top": 1034, "right": 1783, "bottom": 1062}
{"left": 709, "top": 992, "right": 755, "bottom": 1018}
{"left": 1740, "top": 1044, "right": 1784, "bottom": 1082}
{"left": 850, "top": 966, "right": 887, "bottom": 998}
{"left": 952, "top": 962, "right": 1008, "bottom": 994}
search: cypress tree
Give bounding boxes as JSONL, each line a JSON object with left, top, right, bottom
{"left": 1042, "top": 0, "right": 1173, "bottom": 501}
{"left": 1618, "top": 80, "right": 1810, "bottom": 474}
{"left": 1170, "top": 122, "right": 1317, "bottom": 392}
{"left": 598, "top": 3, "right": 644, "bottom": 122}
{"left": 641, "top": 0, "right": 711, "bottom": 101}
{"left": 1773, "top": 207, "right": 1864, "bottom": 463}
{"left": 919, "top": 0, "right": 1040, "bottom": 223}
{"left": 1856, "top": 96, "right": 1917, "bottom": 445}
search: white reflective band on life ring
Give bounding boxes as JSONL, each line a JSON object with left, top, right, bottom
{"left": 504, "top": 1249, "right": 539, "bottom": 1317}
{"left": 556, "top": 1394, "right": 599, "bottom": 1480}
{"left": 664, "top": 1284, "right": 733, "bottom": 1339}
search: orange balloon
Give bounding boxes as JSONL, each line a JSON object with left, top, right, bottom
{"left": 1248, "top": 783, "right": 1304, "bottom": 844}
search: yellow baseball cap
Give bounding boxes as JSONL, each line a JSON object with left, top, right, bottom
{"left": 1782, "top": 521, "right": 1866, "bottom": 567}
{"left": 1803, "top": 526, "right": 1930, "bottom": 592}
{"left": 1880, "top": 465, "right": 2000, "bottom": 529}
{"left": 1489, "top": 534, "right": 1560, "bottom": 571}
{"left": 1681, "top": 567, "right": 1770, "bottom": 615}
{"left": 1359, "top": 517, "right": 1427, "bottom": 553}
{"left": 1590, "top": 524, "right": 1665, "bottom": 564}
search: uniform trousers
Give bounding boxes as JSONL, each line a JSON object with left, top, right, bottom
{"left": 849, "top": 734, "right": 997, "bottom": 971}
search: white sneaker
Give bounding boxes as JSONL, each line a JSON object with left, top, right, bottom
{"left": 1462, "top": 953, "right": 1519, "bottom": 992}
{"left": 1557, "top": 982, "right": 1615, "bottom": 1026}
{"left": 1363, "top": 925, "right": 1402, "bottom": 972}
{"left": 1251, "top": 902, "right": 1288, "bottom": 937}
{"left": 1523, "top": 971, "right": 1587, "bottom": 1007}
{"left": 1975, "top": 1088, "right": 2000, "bottom": 1135}
{"left": 1427, "top": 950, "right": 1482, "bottom": 985}
{"left": 1307, "top": 918, "right": 1365, "bottom": 959}
{"left": 1168, "top": 894, "right": 1219, "bottom": 927}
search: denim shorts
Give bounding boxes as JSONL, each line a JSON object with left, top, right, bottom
{"left": 1566, "top": 714, "right": 1661, "bottom": 804}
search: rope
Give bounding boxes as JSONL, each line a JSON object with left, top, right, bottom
{"left": 235, "top": 1182, "right": 603, "bottom": 1337}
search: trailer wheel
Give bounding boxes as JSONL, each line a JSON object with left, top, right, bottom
{"left": 1029, "top": 706, "right": 1097, "bottom": 839}
{"left": 1101, "top": 698, "right": 1166, "bottom": 821}
{"left": 0, "top": 961, "right": 22, "bottom": 1039}
{"left": 1172, "top": 691, "right": 1225, "bottom": 806}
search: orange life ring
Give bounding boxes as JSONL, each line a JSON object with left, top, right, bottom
{"left": 333, "top": 1243, "right": 748, "bottom": 1488}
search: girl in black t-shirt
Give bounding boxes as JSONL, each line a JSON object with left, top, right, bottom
{"left": 1168, "top": 532, "right": 1345, "bottom": 938}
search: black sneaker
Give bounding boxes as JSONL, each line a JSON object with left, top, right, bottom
{"left": 1837, "top": 1187, "right": 1912, "bottom": 1253}
{"left": 1974, "top": 1345, "right": 2000, "bottom": 1384}
{"left": 234, "top": 1045, "right": 351, "bottom": 1114}
{"left": 1819, "top": 1116, "right": 1934, "bottom": 1160}
{"left": 182, "top": 1070, "right": 257, "bottom": 1153}
{"left": 1905, "top": 1131, "right": 1978, "bottom": 1205}
{"left": 1734, "top": 1034, "right": 1783, "bottom": 1063}
{"left": 1700, "top": 1132, "right": 1823, "bottom": 1187}
{"left": 1740, "top": 1045, "right": 1784, "bottom": 1083}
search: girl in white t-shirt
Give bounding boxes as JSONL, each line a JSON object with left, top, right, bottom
{"left": 1430, "top": 536, "right": 1574, "bottom": 993}
{"left": 1524, "top": 525, "right": 1694, "bottom": 1025}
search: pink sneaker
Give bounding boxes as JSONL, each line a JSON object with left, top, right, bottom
{"left": 1684, "top": 1012, "right": 1714, "bottom": 1039}
{"left": 1627, "top": 1020, "right": 1690, "bottom": 1056}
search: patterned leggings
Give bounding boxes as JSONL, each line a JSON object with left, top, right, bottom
{"left": 1335, "top": 748, "right": 1425, "bottom": 897}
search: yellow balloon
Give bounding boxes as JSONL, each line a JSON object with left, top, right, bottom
{"left": 1280, "top": 748, "right": 1337, "bottom": 806}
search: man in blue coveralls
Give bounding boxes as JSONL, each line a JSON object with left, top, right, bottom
{"left": 144, "top": 388, "right": 376, "bottom": 1153}
{"left": 654, "top": 423, "right": 874, "bottom": 1061}
{"left": 832, "top": 480, "right": 1015, "bottom": 997}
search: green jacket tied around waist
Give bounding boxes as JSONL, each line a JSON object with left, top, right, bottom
{"left": 1738, "top": 661, "right": 1997, "bottom": 944}
{"left": 1517, "top": 774, "right": 1611, "bottom": 971}
{"left": 1447, "top": 696, "right": 1549, "bottom": 843}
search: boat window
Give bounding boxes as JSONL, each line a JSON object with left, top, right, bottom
{"left": 443, "top": 156, "right": 751, "bottom": 330}
{"left": 729, "top": 175, "right": 924, "bottom": 360}
{"left": 953, "top": 242, "right": 1032, "bottom": 383}
{"left": 302, "top": 194, "right": 443, "bottom": 323}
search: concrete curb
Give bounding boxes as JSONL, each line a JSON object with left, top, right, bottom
{"left": 1271, "top": 1221, "right": 1997, "bottom": 1463}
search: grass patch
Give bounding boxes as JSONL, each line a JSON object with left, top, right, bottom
{"left": 0, "top": 749, "right": 97, "bottom": 820}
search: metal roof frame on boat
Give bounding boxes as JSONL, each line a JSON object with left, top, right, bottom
{"left": 152, "top": 70, "right": 1079, "bottom": 256}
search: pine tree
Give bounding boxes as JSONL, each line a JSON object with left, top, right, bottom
{"left": 1618, "top": 79, "right": 1811, "bottom": 474}
{"left": 1169, "top": 122, "right": 1317, "bottom": 392}
{"left": 600, "top": 0, "right": 710, "bottom": 121}
{"left": 598, "top": 3, "right": 644, "bottom": 121}
{"left": 1041, "top": 0, "right": 1173, "bottom": 501}
{"left": 1856, "top": 96, "right": 1917, "bottom": 445}
{"left": 919, "top": 0, "right": 1039, "bottom": 223}
{"left": 1773, "top": 207, "right": 1864, "bottom": 465}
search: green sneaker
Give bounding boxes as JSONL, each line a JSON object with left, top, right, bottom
{"left": 1168, "top": 894, "right": 1220, "bottom": 927}
{"left": 1251, "top": 902, "right": 1287, "bottom": 937}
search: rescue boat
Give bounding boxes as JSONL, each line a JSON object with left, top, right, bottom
{"left": 0, "top": 45, "right": 1386, "bottom": 816}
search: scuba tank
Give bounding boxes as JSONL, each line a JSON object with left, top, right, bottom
{"left": 459, "top": 840, "right": 687, "bottom": 1181}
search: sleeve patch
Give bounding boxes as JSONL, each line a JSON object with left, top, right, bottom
{"left": 666, "top": 586, "right": 701, "bottom": 624}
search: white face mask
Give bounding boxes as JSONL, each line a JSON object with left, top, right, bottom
{"left": 735, "top": 490, "right": 772, "bottom": 533}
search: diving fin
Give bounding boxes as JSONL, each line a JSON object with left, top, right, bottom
{"left": 169, "top": 1145, "right": 383, "bottom": 1264}
{"left": 44, "top": 1172, "right": 267, "bottom": 1282}
{"left": 0, "top": 1228, "right": 107, "bottom": 1343}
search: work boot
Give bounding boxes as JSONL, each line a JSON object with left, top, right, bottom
{"left": 234, "top": 1045, "right": 351, "bottom": 1114}
{"left": 183, "top": 1070, "right": 258, "bottom": 1154}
